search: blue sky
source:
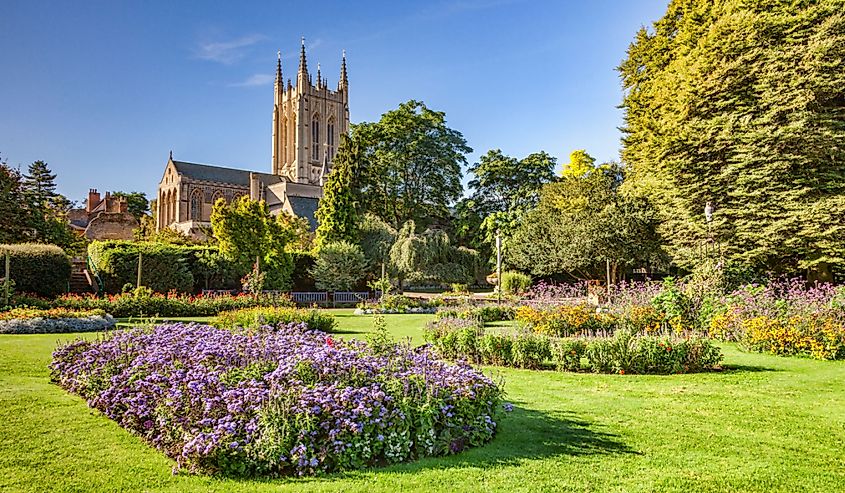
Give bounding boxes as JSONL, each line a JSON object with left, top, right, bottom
{"left": 0, "top": 0, "right": 666, "bottom": 204}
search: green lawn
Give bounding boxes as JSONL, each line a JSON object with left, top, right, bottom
{"left": 2, "top": 312, "right": 845, "bottom": 492}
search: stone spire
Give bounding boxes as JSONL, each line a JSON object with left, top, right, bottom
{"left": 339, "top": 49, "right": 348, "bottom": 91}
{"left": 297, "top": 36, "right": 308, "bottom": 89}
{"left": 275, "top": 50, "right": 283, "bottom": 85}
{"left": 316, "top": 63, "right": 322, "bottom": 87}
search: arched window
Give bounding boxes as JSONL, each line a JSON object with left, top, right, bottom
{"left": 311, "top": 115, "right": 320, "bottom": 161}
{"left": 190, "top": 190, "right": 203, "bottom": 221}
{"left": 327, "top": 117, "right": 336, "bottom": 162}
{"left": 211, "top": 190, "right": 225, "bottom": 206}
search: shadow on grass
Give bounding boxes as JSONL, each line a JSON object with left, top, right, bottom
{"left": 721, "top": 364, "right": 779, "bottom": 373}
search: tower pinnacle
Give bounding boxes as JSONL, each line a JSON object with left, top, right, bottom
{"left": 339, "top": 49, "right": 348, "bottom": 90}
{"left": 275, "top": 50, "right": 283, "bottom": 84}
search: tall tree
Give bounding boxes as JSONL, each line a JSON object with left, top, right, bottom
{"left": 352, "top": 100, "right": 471, "bottom": 230}
{"left": 314, "top": 135, "right": 359, "bottom": 249}
{"left": 19, "top": 160, "right": 81, "bottom": 251}
{"left": 619, "top": 0, "right": 845, "bottom": 279}
{"left": 510, "top": 162, "right": 664, "bottom": 281}
{"left": 210, "top": 196, "right": 297, "bottom": 290}
{"left": 0, "top": 157, "right": 33, "bottom": 243}
{"left": 22, "top": 160, "right": 58, "bottom": 211}
{"left": 112, "top": 191, "right": 150, "bottom": 221}
{"left": 460, "top": 149, "right": 557, "bottom": 265}
{"left": 561, "top": 150, "right": 596, "bottom": 178}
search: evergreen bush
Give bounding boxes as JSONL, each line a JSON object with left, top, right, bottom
{"left": 0, "top": 243, "right": 70, "bottom": 297}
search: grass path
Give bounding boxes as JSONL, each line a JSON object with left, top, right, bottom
{"left": 2, "top": 312, "right": 844, "bottom": 492}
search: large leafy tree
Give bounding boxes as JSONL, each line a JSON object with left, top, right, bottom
{"left": 389, "top": 220, "right": 480, "bottom": 289}
{"left": 210, "top": 196, "right": 297, "bottom": 290}
{"left": 314, "top": 135, "right": 359, "bottom": 249}
{"left": 352, "top": 100, "right": 471, "bottom": 230}
{"left": 459, "top": 149, "right": 557, "bottom": 265}
{"left": 619, "top": 0, "right": 845, "bottom": 279}
{"left": 112, "top": 191, "right": 150, "bottom": 221}
{"left": 510, "top": 162, "right": 664, "bottom": 281}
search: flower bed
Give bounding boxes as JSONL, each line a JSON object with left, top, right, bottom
{"left": 0, "top": 307, "right": 115, "bottom": 334}
{"left": 355, "top": 294, "right": 442, "bottom": 315}
{"left": 424, "top": 317, "right": 722, "bottom": 374}
{"left": 436, "top": 305, "right": 516, "bottom": 323}
{"left": 213, "top": 306, "right": 336, "bottom": 333}
{"left": 51, "top": 323, "right": 503, "bottom": 476}
{"left": 51, "top": 291, "right": 293, "bottom": 318}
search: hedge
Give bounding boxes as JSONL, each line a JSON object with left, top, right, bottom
{"left": 0, "top": 243, "right": 71, "bottom": 297}
{"left": 89, "top": 241, "right": 193, "bottom": 293}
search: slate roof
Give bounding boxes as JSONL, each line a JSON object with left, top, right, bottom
{"left": 172, "top": 160, "right": 253, "bottom": 186}
{"left": 289, "top": 196, "right": 319, "bottom": 230}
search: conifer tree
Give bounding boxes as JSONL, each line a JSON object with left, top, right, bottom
{"left": 315, "top": 135, "right": 359, "bottom": 249}
{"left": 619, "top": 0, "right": 845, "bottom": 279}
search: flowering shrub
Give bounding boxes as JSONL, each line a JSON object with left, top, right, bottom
{"left": 515, "top": 304, "right": 613, "bottom": 336}
{"left": 704, "top": 280, "right": 845, "bottom": 360}
{"left": 51, "top": 291, "right": 293, "bottom": 318}
{"left": 51, "top": 323, "right": 502, "bottom": 476}
{"left": 0, "top": 307, "right": 115, "bottom": 334}
{"left": 213, "top": 306, "right": 336, "bottom": 333}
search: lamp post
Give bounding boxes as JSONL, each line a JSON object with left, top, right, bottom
{"left": 704, "top": 201, "right": 714, "bottom": 257}
{"left": 496, "top": 230, "right": 502, "bottom": 305}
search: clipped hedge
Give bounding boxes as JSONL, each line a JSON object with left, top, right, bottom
{"left": 0, "top": 243, "right": 71, "bottom": 297}
{"left": 89, "top": 241, "right": 194, "bottom": 293}
{"left": 53, "top": 291, "right": 293, "bottom": 318}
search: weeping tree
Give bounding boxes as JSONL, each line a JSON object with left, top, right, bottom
{"left": 389, "top": 220, "right": 480, "bottom": 289}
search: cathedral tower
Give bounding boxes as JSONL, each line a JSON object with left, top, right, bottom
{"left": 272, "top": 38, "right": 350, "bottom": 184}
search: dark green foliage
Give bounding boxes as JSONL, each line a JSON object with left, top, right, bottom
{"left": 358, "top": 213, "right": 396, "bottom": 278}
{"left": 315, "top": 135, "right": 359, "bottom": 248}
{"left": 0, "top": 243, "right": 70, "bottom": 297}
{"left": 352, "top": 100, "right": 471, "bottom": 230}
{"left": 212, "top": 306, "right": 336, "bottom": 333}
{"left": 289, "top": 250, "right": 316, "bottom": 290}
{"left": 88, "top": 241, "right": 194, "bottom": 293}
{"left": 619, "top": 0, "right": 845, "bottom": 277}
{"left": 0, "top": 161, "right": 32, "bottom": 243}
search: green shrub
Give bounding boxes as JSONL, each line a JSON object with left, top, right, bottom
{"left": 552, "top": 339, "right": 587, "bottom": 372}
{"left": 310, "top": 241, "right": 367, "bottom": 292}
{"left": 0, "top": 243, "right": 71, "bottom": 297}
{"left": 89, "top": 241, "right": 193, "bottom": 293}
{"left": 479, "top": 333, "right": 513, "bottom": 366}
{"left": 501, "top": 271, "right": 531, "bottom": 295}
{"left": 213, "top": 306, "right": 336, "bottom": 332}
{"left": 576, "top": 330, "right": 723, "bottom": 374}
{"left": 436, "top": 304, "right": 515, "bottom": 323}
{"left": 423, "top": 317, "right": 483, "bottom": 361}
{"left": 511, "top": 332, "right": 552, "bottom": 369}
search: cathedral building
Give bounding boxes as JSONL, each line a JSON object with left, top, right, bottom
{"left": 156, "top": 38, "right": 349, "bottom": 238}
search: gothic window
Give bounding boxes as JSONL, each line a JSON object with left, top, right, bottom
{"left": 281, "top": 117, "right": 287, "bottom": 167}
{"left": 311, "top": 116, "right": 320, "bottom": 161}
{"left": 190, "top": 190, "right": 202, "bottom": 221}
{"left": 211, "top": 190, "right": 225, "bottom": 205}
{"left": 327, "top": 118, "right": 336, "bottom": 161}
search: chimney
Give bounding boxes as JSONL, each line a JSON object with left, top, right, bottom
{"left": 87, "top": 189, "right": 101, "bottom": 212}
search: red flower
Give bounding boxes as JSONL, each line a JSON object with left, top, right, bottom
{"left": 326, "top": 336, "right": 334, "bottom": 348}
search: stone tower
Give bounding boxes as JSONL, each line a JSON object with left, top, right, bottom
{"left": 272, "top": 38, "right": 350, "bottom": 184}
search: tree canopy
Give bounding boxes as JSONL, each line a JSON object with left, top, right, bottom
{"left": 352, "top": 100, "right": 471, "bottom": 231}
{"left": 619, "top": 0, "right": 845, "bottom": 278}
{"left": 314, "top": 135, "right": 359, "bottom": 249}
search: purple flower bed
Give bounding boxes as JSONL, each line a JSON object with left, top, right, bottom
{"left": 50, "top": 323, "right": 502, "bottom": 477}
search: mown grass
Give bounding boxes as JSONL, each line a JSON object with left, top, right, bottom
{"left": 2, "top": 311, "right": 844, "bottom": 492}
